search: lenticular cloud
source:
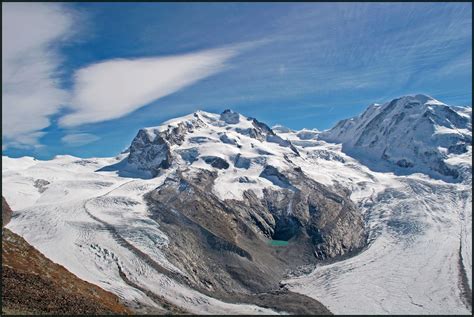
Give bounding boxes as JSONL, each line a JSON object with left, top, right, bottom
{"left": 60, "top": 47, "right": 238, "bottom": 127}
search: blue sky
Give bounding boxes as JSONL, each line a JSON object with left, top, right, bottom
{"left": 2, "top": 2, "right": 472, "bottom": 159}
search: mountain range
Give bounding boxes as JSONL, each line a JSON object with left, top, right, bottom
{"left": 2, "top": 94, "right": 472, "bottom": 314}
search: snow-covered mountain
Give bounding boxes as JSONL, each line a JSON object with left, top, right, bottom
{"left": 2, "top": 95, "right": 472, "bottom": 315}
{"left": 319, "top": 94, "right": 472, "bottom": 182}
{"left": 119, "top": 110, "right": 300, "bottom": 178}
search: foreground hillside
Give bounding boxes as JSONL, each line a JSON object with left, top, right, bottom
{"left": 2, "top": 94, "right": 471, "bottom": 314}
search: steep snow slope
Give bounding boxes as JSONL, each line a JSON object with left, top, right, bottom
{"left": 319, "top": 94, "right": 472, "bottom": 182}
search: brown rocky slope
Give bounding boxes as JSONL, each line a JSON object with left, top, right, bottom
{"left": 2, "top": 197, "right": 12, "bottom": 227}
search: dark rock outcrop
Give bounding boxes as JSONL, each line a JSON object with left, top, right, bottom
{"left": 202, "top": 156, "right": 230, "bottom": 169}
{"left": 144, "top": 167, "right": 365, "bottom": 299}
{"left": 127, "top": 113, "right": 207, "bottom": 176}
{"left": 220, "top": 109, "right": 240, "bottom": 124}
{"left": 2, "top": 197, "right": 12, "bottom": 227}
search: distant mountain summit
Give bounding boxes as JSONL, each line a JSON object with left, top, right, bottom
{"left": 319, "top": 94, "right": 472, "bottom": 181}
{"left": 120, "top": 94, "right": 472, "bottom": 182}
{"left": 118, "top": 109, "right": 299, "bottom": 178}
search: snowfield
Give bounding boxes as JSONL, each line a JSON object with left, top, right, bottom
{"left": 2, "top": 95, "right": 472, "bottom": 314}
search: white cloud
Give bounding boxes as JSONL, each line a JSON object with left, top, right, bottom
{"left": 59, "top": 47, "right": 238, "bottom": 127}
{"left": 2, "top": 2, "right": 76, "bottom": 148}
{"left": 61, "top": 133, "right": 100, "bottom": 146}
{"left": 4, "top": 132, "right": 47, "bottom": 150}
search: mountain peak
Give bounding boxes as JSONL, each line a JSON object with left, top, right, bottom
{"left": 320, "top": 94, "right": 472, "bottom": 180}
{"left": 220, "top": 108, "right": 240, "bottom": 124}
{"left": 116, "top": 109, "right": 300, "bottom": 177}
{"left": 404, "top": 93, "right": 434, "bottom": 103}
{"left": 393, "top": 94, "right": 448, "bottom": 108}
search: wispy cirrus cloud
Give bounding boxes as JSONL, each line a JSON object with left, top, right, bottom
{"left": 59, "top": 47, "right": 239, "bottom": 127}
{"left": 61, "top": 133, "right": 100, "bottom": 147}
{"left": 2, "top": 2, "right": 77, "bottom": 149}
{"left": 226, "top": 3, "right": 471, "bottom": 98}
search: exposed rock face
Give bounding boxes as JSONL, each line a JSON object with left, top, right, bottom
{"left": 220, "top": 109, "right": 240, "bottom": 124}
{"left": 202, "top": 156, "right": 230, "bottom": 169}
{"left": 2, "top": 196, "right": 12, "bottom": 227}
{"left": 260, "top": 165, "right": 295, "bottom": 189}
{"left": 127, "top": 113, "right": 207, "bottom": 176}
{"left": 33, "top": 179, "right": 50, "bottom": 193}
{"left": 265, "top": 167, "right": 365, "bottom": 259}
{"left": 219, "top": 133, "right": 239, "bottom": 146}
{"left": 127, "top": 129, "right": 172, "bottom": 175}
{"left": 144, "top": 165, "right": 365, "bottom": 297}
{"left": 2, "top": 227, "right": 130, "bottom": 315}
